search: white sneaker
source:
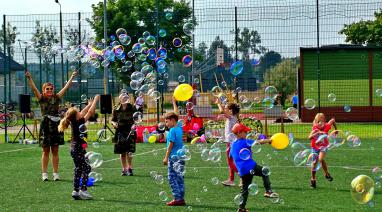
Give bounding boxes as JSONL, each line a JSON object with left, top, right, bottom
{"left": 222, "top": 180, "right": 235, "bottom": 186}
{"left": 53, "top": 173, "right": 60, "bottom": 181}
{"left": 79, "top": 190, "right": 93, "bottom": 200}
{"left": 42, "top": 173, "right": 48, "bottom": 181}
{"left": 72, "top": 191, "right": 80, "bottom": 200}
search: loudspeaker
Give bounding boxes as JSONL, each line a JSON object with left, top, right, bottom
{"left": 19, "top": 94, "right": 31, "bottom": 113}
{"left": 100, "top": 94, "right": 112, "bottom": 114}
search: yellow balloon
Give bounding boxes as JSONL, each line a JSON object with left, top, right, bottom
{"left": 270, "top": 133, "right": 289, "bottom": 150}
{"left": 173, "top": 84, "right": 193, "bottom": 101}
{"left": 351, "top": 175, "right": 374, "bottom": 204}
{"left": 148, "top": 135, "right": 157, "bottom": 143}
{"left": 190, "top": 137, "right": 201, "bottom": 144}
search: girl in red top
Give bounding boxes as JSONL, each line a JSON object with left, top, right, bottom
{"left": 308, "top": 113, "right": 335, "bottom": 188}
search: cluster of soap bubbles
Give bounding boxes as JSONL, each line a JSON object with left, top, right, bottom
{"left": 290, "top": 130, "right": 361, "bottom": 169}
{"left": 303, "top": 92, "right": 367, "bottom": 113}
{"left": 85, "top": 151, "right": 104, "bottom": 168}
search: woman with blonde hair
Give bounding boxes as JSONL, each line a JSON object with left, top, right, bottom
{"left": 26, "top": 70, "right": 77, "bottom": 181}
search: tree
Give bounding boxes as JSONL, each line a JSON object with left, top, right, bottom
{"left": 263, "top": 59, "right": 298, "bottom": 106}
{"left": 0, "top": 23, "right": 19, "bottom": 56}
{"left": 236, "top": 27, "right": 265, "bottom": 60}
{"left": 64, "top": 25, "right": 92, "bottom": 47}
{"left": 194, "top": 42, "right": 208, "bottom": 61}
{"left": 88, "top": 0, "right": 194, "bottom": 84}
{"left": 339, "top": 10, "right": 382, "bottom": 46}
{"left": 31, "top": 21, "right": 59, "bottom": 82}
{"left": 255, "top": 50, "right": 282, "bottom": 82}
{"left": 31, "top": 21, "right": 59, "bottom": 64}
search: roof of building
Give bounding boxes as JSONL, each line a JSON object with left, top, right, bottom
{"left": 0, "top": 51, "right": 24, "bottom": 74}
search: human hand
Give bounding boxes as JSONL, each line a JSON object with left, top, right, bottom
{"left": 25, "top": 71, "right": 31, "bottom": 79}
{"left": 71, "top": 70, "right": 78, "bottom": 78}
{"left": 112, "top": 122, "right": 118, "bottom": 129}
{"left": 162, "top": 158, "right": 168, "bottom": 166}
{"left": 172, "top": 96, "right": 177, "bottom": 104}
{"left": 94, "top": 94, "right": 101, "bottom": 101}
{"left": 87, "top": 97, "right": 94, "bottom": 105}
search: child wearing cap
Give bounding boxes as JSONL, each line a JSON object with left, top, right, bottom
{"left": 230, "top": 123, "right": 279, "bottom": 212}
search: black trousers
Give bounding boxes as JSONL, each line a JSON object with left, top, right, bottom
{"left": 240, "top": 164, "right": 272, "bottom": 209}
{"left": 71, "top": 147, "right": 91, "bottom": 191}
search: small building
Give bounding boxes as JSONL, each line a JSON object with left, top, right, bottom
{"left": 0, "top": 51, "right": 24, "bottom": 103}
{"left": 299, "top": 45, "right": 382, "bottom": 122}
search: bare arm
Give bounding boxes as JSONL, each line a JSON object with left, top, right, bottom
{"left": 172, "top": 97, "right": 179, "bottom": 115}
{"left": 25, "top": 71, "right": 42, "bottom": 100}
{"left": 215, "top": 98, "right": 230, "bottom": 118}
{"left": 80, "top": 98, "right": 93, "bottom": 117}
{"left": 308, "top": 129, "right": 322, "bottom": 139}
{"left": 163, "top": 141, "right": 174, "bottom": 165}
{"left": 258, "top": 138, "right": 272, "bottom": 145}
{"left": 328, "top": 118, "right": 336, "bottom": 127}
{"left": 57, "top": 71, "right": 78, "bottom": 98}
{"left": 83, "top": 95, "right": 100, "bottom": 122}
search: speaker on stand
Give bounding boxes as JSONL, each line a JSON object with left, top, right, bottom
{"left": 13, "top": 94, "right": 35, "bottom": 143}
{"left": 97, "top": 94, "right": 114, "bottom": 142}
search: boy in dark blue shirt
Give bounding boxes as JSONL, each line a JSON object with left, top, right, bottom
{"left": 230, "top": 123, "right": 279, "bottom": 212}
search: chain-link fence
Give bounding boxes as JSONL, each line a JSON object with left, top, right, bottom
{"left": 1, "top": 1, "right": 382, "bottom": 143}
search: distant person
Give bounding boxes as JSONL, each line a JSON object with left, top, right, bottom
{"left": 172, "top": 97, "right": 204, "bottom": 142}
{"left": 292, "top": 92, "right": 298, "bottom": 109}
{"left": 134, "top": 92, "right": 144, "bottom": 114}
{"left": 111, "top": 93, "right": 137, "bottom": 176}
{"left": 308, "top": 113, "right": 336, "bottom": 188}
{"left": 58, "top": 95, "right": 100, "bottom": 200}
{"left": 26, "top": 70, "right": 77, "bottom": 181}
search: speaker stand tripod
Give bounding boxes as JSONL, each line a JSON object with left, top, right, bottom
{"left": 13, "top": 113, "right": 35, "bottom": 143}
{"left": 96, "top": 113, "right": 114, "bottom": 142}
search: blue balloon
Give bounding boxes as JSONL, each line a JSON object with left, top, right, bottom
{"left": 258, "top": 134, "right": 267, "bottom": 140}
{"left": 79, "top": 177, "right": 95, "bottom": 187}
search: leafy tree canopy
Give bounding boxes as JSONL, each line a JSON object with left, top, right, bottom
{"left": 0, "top": 23, "right": 19, "bottom": 56}
{"left": 263, "top": 59, "right": 298, "bottom": 105}
{"left": 340, "top": 10, "right": 382, "bottom": 46}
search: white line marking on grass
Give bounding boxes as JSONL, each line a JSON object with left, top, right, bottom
{"left": 102, "top": 147, "right": 167, "bottom": 163}
{"left": 0, "top": 146, "right": 37, "bottom": 154}
{"left": 96, "top": 165, "right": 374, "bottom": 171}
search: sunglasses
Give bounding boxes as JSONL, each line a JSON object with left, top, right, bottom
{"left": 45, "top": 88, "right": 54, "bottom": 91}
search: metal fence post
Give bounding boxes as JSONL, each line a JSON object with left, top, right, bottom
{"left": 3, "top": 15, "right": 8, "bottom": 142}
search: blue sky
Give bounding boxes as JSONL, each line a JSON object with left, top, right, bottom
{"left": 0, "top": 0, "right": 99, "bottom": 15}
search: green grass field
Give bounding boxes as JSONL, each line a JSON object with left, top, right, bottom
{"left": 304, "top": 79, "right": 382, "bottom": 106}
{"left": 1, "top": 136, "right": 381, "bottom": 211}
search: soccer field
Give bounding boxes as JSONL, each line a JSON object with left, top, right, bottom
{"left": 0, "top": 139, "right": 381, "bottom": 211}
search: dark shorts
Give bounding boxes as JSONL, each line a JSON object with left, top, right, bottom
{"left": 39, "top": 118, "right": 64, "bottom": 148}
{"left": 113, "top": 131, "right": 136, "bottom": 154}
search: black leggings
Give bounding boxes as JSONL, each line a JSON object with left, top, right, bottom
{"left": 71, "top": 148, "right": 91, "bottom": 192}
{"left": 240, "top": 164, "right": 272, "bottom": 209}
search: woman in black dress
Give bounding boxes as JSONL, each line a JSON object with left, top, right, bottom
{"left": 111, "top": 93, "right": 137, "bottom": 176}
